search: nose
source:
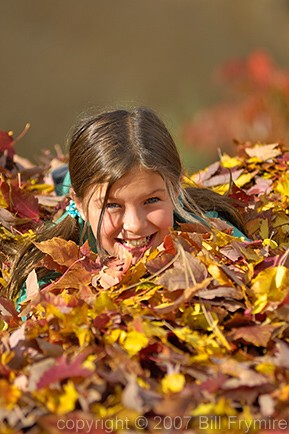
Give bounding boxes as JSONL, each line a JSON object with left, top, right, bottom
{"left": 122, "top": 206, "right": 145, "bottom": 234}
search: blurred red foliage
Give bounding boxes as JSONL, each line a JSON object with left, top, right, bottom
{"left": 183, "top": 51, "right": 289, "bottom": 156}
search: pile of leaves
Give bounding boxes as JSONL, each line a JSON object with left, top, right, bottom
{"left": 0, "top": 130, "right": 289, "bottom": 434}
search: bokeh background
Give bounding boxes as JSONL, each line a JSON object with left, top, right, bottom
{"left": 2, "top": 0, "right": 289, "bottom": 170}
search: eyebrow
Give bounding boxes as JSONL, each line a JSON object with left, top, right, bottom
{"left": 98, "top": 188, "right": 167, "bottom": 201}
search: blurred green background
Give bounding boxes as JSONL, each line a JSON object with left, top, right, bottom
{"left": 1, "top": 0, "right": 289, "bottom": 170}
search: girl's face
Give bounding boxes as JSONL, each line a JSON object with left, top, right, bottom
{"left": 77, "top": 166, "right": 175, "bottom": 263}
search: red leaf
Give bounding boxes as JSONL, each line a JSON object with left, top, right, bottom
{"left": 0, "top": 131, "right": 15, "bottom": 159}
{"left": 163, "top": 234, "right": 177, "bottom": 255}
{"left": 0, "top": 296, "right": 20, "bottom": 324}
{"left": 229, "top": 183, "right": 252, "bottom": 204}
{"left": 37, "top": 351, "right": 93, "bottom": 388}
{"left": 93, "top": 313, "right": 111, "bottom": 330}
{"left": 1, "top": 182, "right": 39, "bottom": 221}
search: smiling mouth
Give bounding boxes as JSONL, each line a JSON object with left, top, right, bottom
{"left": 116, "top": 233, "right": 156, "bottom": 250}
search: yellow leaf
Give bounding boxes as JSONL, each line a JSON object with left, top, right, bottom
{"left": 73, "top": 325, "right": 91, "bottom": 347}
{"left": 137, "top": 377, "right": 150, "bottom": 389}
{"left": 278, "top": 384, "right": 289, "bottom": 401}
{"left": 260, "top": 219, "right": 269, "bottom": 240}
{"left": 173, "top": 327, "right": 220, "bottom": 354}
{"left": 251, "top": 266, "right": 289, "bottom": 313}
{"left": 122, "top": 331, "right": 149, "bottom": 356}
{"left": 234, "top": 171, "right": 257, "bottom": 188}
{"left": 275, "top": 175, "right": 289, "bottom": 197}
{"left": 143, "top": 320, "right": 167, "bottom": 339}
{"left": 208, "top": 264, "right": 233, "bottom": 285}
{"left": 247, "top": 156, "right": 263, "bottom": 164}
{"left": 192, "top": 397, "right": 236, "bottom": 416}
{"left": 46, "top": 304, "right": 66, "bottom": 320}
{"left": 35, "top": 382, "right": 78, "bottom": 414}
{"left": 0, "top": 318, "right": 8, "bottom": 330}
{"left": 212, "top": 184, "right": 230, "bottom": 195}
{"left": 57, "top": 381, "right": 78, "bottom": 414}
{"left": 161, "top": 372, "right": 185, "bottom": 393}
{"left": 190, "top": 353, "right": 209, "bottom": 363}
{"left": 0, "top": 277, "right": 7, "bottom": 287}
{"left": 221, "top": 154, "right": 243, "bottom": 168}
{"left": 263, "top": 239, "right": 278, "bottom": 249}
{"left": 26, "top": 183, "right": 55, "bottom": 193}
{"left": 256, "top": 362, "right": 275, "bottom": 378}
{"left": 0, "top": 380, "right": 21, "bottom": 410}
{"left": 260, "top": 201, "right": 275, "bottom": 211}
{"left": 0, "top": 190, "right": 7, "bottom": 208}
{"left": 105, "top": 328, "right": 127, "bottom": 345}
{"left": 94, "top": 292, "right": 117, "bottom": 314}
{"left": 276, "top": 265, "right": 287, "bottom": 287}
{"left": 93, "top": 402, "right": 124, "bottom": 418}
{"left": 82, "top": 355, "right": 98, "bottom": 372}
{"left": 273, "top": 214, "right": 289, "bottom": 229}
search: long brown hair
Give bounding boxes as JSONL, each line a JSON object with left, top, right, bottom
{"left": 4, "top": 107, "right": 245, "bottom": 300}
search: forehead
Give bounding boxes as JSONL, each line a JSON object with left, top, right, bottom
{"left": 91, "top": 166, "right": 167, "bottom": 200}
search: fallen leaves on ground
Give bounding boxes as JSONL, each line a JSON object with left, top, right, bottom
{"left": 0, "top": 133, "right": 289, "bottom": 433}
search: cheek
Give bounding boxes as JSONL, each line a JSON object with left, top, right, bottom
{"left": 88, "top": 211, "right": 118, "bottom": 254}
{"left": 100, "top": 212, "right": 120, "bottom": 236}
{"left": 98, "top": 214, "right": 122, "bottom": 253}
{"left": 150, "top": 207, "right": 174, "bottom": 231}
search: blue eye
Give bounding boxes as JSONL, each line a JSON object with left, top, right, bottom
{"left": 145, "top": 197, "right": 160, "bottom": 204}
{"left": 106, "top": 202, "right": 120, "bottom": 209}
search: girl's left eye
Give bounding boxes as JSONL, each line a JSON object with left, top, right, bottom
{"left": 106, "top": 202, "right": 120, "bottom": 209}
{"left": 145, "top": 197, "right": 160, "bottom": 204}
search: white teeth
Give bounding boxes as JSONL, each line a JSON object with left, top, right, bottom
{"left": 122, "top": 235, "right": 151, "bottom": 248}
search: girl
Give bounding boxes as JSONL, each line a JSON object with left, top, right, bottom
{"left": 6, "top": 107, "right": 247, "bottom": 302}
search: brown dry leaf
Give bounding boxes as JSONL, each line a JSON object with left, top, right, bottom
{"left": 156, "top": 253, "right": 207, "bottom": 291}
{"left": 229, "top": 324, "right": 277, "bottom": 346}
{"left": 34, "top": 237, "right": 81, "bottom": 267}
{"left": 196, "top": 286, "right": 243, "bottom": 300}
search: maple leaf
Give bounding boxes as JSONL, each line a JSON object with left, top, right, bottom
{"left": 34, "top": 237, "right": 80, "bottom": 267}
